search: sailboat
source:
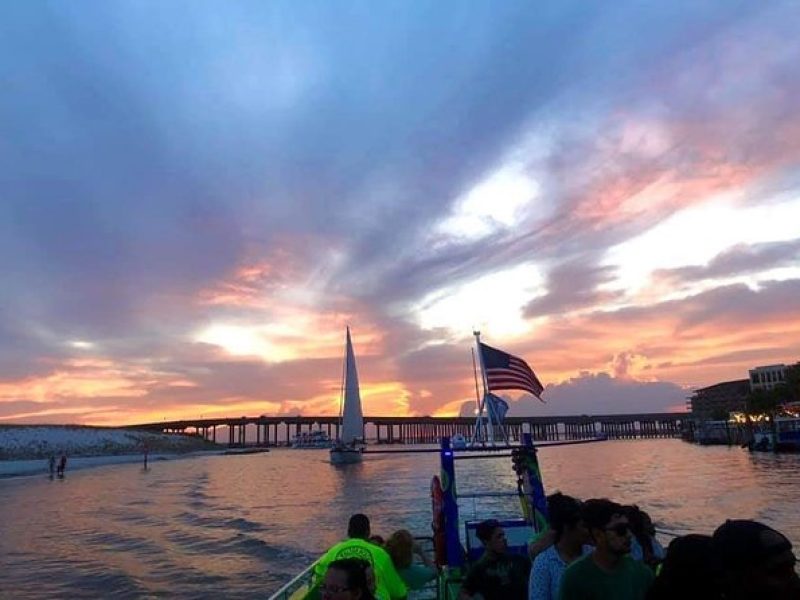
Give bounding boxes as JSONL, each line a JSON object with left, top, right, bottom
{"left": 330, "top": 327, "right": 364, "bottom": 465}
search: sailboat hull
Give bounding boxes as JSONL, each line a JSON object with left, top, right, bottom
{"left": 329, "top": 448, "right": 363, "bottom": 464}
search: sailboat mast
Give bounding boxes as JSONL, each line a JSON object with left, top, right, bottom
{"left": 338, "top": 329, "right": 348, "bottom": 426}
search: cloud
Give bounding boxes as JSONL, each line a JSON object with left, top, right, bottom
{"left": 523, "top": 258, "right": 621, "bottom": 317}
{"left": 0, "top": 2, "right": 799, "bottom": 422}
{"left": 506, "top": 372, "right": 687, "bottom": 416}
{"left": 653, "top": 238, "right": 800, "bottom": 285}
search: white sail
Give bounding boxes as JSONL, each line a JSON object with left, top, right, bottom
{"left": 340, "top": 327, "right": 364, "bottom": 444}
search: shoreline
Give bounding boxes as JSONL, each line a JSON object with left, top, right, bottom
{"left": 0, "top": 449, "right": 230, "bottom": 480}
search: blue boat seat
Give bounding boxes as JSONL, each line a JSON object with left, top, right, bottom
{"left": 464, "top": 518, "right": 533, "bottom": 563}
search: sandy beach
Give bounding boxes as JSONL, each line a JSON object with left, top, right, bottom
{"left": 0, "top": 425, "right": 224, "bottom": 479}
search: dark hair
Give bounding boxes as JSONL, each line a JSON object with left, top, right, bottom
{"left": 711, "top": 519, "right": 793, "bottom": 571}
{"left": 647, "top": 535, "right": 722, "bottom": 600}
{"left": 547, "top": 492, "right": 583, "bottom": 542}
{"left": 326, "top": 558, "right": 375, "bottom": 600}
{"left": 348, "top": 514, "right": 371, "bottom": 539}
{"left": 385, "top": 529, "right": 414, "bottom": 569}
{"left": 582, "top": 499, "right": 624, "bottom": 532}
{"left": 476, "top": 519, "right": 501, "bottom": 544}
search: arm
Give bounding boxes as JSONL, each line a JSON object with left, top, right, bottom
{"left": 413, "top": 541, "right": 438, "bottom": 570}
{"left": 382, "top": 559, "right": 408, "bottom": 600}
{"left": 529, "top": 556, "right": 550, "bottom": 600}
{"left": 529, "top": 529, "right": 555, "bottom": 561}
{"left": 458, "top": 564, "right": 480, "bottom": 600}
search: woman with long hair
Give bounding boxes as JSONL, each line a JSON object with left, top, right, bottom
{"left": 384, "top": 529, "right": 438, "bottom": 591}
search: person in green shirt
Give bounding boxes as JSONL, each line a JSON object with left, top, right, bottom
{"left": 314, "top": 514, "right": 408, "bottom": 600}
{"left": 559, "top": 499, "right": 653, "bottom": 600}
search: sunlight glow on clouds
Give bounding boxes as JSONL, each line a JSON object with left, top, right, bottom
{"left": 196, "top": 323, "right": 297, "bottom": 363}
{"left": 437, "top": 164, "right": 540, "bottom": 241}
{"left": 604, "top": 194, "right": 800, "bottom": 296}
{"left": 416, "top": 263, "right": 544, "bottom": 339}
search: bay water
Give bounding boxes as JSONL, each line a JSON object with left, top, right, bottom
{"left": 0, "top": 439, "right": 798, "bottom": 598}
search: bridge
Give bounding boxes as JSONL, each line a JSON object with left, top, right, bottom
{"left": 127, "top": 412, "right": 689, "bottom": 447}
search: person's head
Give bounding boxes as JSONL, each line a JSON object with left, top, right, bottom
{"left": 321, "top": 559, "right": 375, "bottom": 600}
{"left": 582, "top": 499, "right": 631, "bottom": 556}
{"left": 712, "top": 520, "right": 800, "bottom": 600}
{"left": 368, "top": 535, "right": 384, "bottom": 546}
{"left": 347, "top": 514, "right": 370, "bottom": 540}
{"left": 476, "top": 519, "right": 507, "bottom": 555}
{"left": 648, "top": 535, "right": 722, "bottom": 600}
{"left": 547, "top": 492, "right": 588, "bottom": 545}
{"left": 385, "top": 529, "right": 415, "bottom": 569}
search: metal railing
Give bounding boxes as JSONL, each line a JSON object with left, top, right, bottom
{"left": 267, "top": 562, "right": 315, "bottom": 600}
{"left": 266, "top": 536, "right": 440, "bottom": 600}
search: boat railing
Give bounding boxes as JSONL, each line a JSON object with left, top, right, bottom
{"left": 267, "top": 562, "right": 315, "bottom": 600}
{"left": 267, "top": 538, "right": 440, "bottom": 600}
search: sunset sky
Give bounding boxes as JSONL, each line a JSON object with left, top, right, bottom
{"left": 1, "top": 1, "right": 799, "bottom": 425}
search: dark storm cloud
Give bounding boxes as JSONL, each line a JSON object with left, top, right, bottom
{"left": 523, "top": 259, "right": 621, "bottom": 317}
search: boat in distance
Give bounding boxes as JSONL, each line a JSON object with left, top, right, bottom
{"left": 291, "top": 430, "right": 334, "bottom": 449}
{"left": 329, "top": 327, "right": 365, "bottom": 465}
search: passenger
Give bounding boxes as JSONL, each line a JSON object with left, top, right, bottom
{"left": 559, "top": 499, "right": 654, "bottom": 600}
{"left": 624, "top": 506, "right": 665, "bottom": 569}
{"left": 459, "top": 519, "right": 530, "bottom": 600}
{"left": 711, "top": 519, "right": 800, "bottom": 600}
{"left": 321, "top": 558, "right": 376, "bottom": 600}
{"left": 529, "top": 493, "right": 589, "bottom": 600}
{"left": 385, "top": 529, "right": 437, "bottom": 591}
{"left": 646, "top": 534, "right": 722, "bottom": 600}
{"left": 313, "top": 514, "right": 407, "bottom": 600}
{"left": 528, "top": 529, "right": 556, "bottom": 562}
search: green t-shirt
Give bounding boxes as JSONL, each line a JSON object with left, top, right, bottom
{"left": 558, "top": 553, "right": 654, "bottom": 600}
{"left": 313, "top": 538, "right": 407, "bottom": 600}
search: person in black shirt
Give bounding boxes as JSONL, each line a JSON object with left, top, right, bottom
{"left": 459, "top": 519, "right": 530, "bottom": 600}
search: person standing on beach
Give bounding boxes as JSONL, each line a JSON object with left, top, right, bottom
{"left": 57, "top": 453, "right": 67, "bottom": 477}
{"left": 48, "top": 454, "right": 56, "bottom": 477}
{"left": 143, "top": 443, "right": 149, "bottom": 470}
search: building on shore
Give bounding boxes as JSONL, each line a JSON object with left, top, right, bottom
{"left": 748, "top": 364, "right": 787, "bottom": 392}
{"left": 689, "top": 379, "right": 750, "bottom": 420}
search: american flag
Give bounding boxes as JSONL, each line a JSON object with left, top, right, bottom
{"left": 479, "top": 342, "right": 544, "bottom": 399}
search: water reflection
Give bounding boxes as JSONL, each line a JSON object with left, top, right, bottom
{"left": 0, "top": 440, "right": 797, "bottom": 598}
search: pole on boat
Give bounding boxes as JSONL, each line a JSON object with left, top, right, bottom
{"left": 440, "top": 436, "right": 464, "bottom": 568}
{"left": 520, "top": 433, "right": 549, "bottom": 533}
{"left": 471, "top": 331, "right": 495, "bottom": 446}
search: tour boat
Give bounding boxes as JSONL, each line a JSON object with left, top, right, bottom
{"left": 329, "top": 327, "right": 364, "bottom": 465}
{"left": 267, "top": 434, "right": 549, "bottom": 600}
{"left": 290, "top": 430, "right": 333, "bottom": 449}
{"left": 750, "top": 416, "right": 800, "bottom": 452}
{"left": 267, "top": 336, "right": 592, "bottom": 599}
{"left": 775, "top": 416, "right": 800, "bottom": 451}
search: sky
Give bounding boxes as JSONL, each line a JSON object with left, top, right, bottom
{"left": 1, "top": 1, "right": 799, "bottom": 425}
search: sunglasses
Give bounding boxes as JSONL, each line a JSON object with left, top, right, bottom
{"left": 605, "top": 523, "right": 630, "bottom": 536}
{"left": 320, "top": 584, "right": 352, "bottom": 594}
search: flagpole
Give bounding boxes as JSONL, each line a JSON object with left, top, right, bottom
{"left": 473, "top": 331, "right": 495, "bottom": 445}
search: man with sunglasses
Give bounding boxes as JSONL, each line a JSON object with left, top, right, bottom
{"left": 559, "top": 499, "right": 654, "bottom": 600}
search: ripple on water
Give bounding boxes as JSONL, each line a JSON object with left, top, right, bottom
{"left": 1, "top": 439, "right": 799, "bottom": 598}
